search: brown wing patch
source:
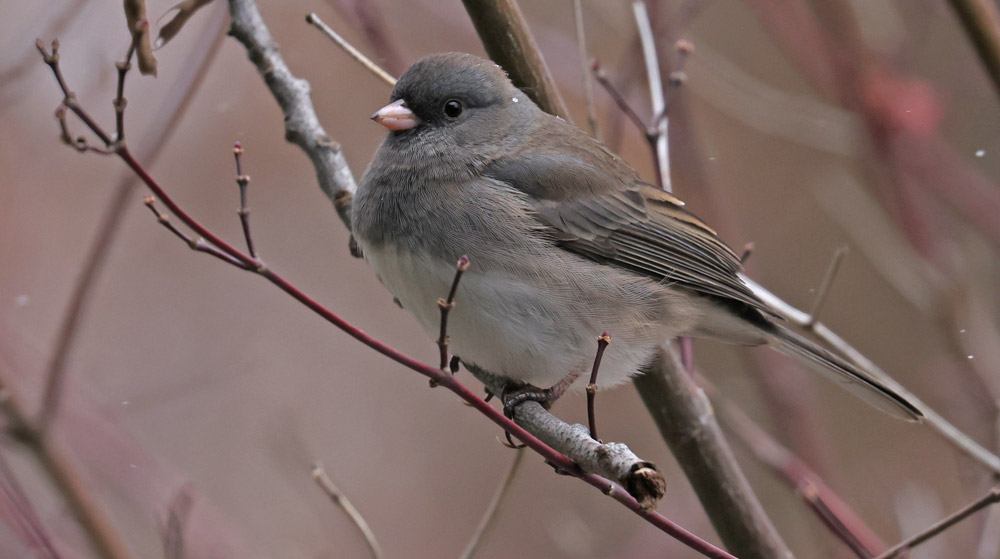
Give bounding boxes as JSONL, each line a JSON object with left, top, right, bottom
{"left": 533, "top": 184, "right": 775, "bottom": 316}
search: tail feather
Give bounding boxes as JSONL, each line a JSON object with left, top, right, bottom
{"left": 766, "top": 325, "right": 923, "bottom": 422}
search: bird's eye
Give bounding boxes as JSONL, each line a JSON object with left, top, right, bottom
{"left": 443, "top": 99, "right": 463, "bottom": 118}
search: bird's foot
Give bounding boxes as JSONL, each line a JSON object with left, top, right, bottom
{"left": 501, "top": 372, "right": 580, "bottom": 419}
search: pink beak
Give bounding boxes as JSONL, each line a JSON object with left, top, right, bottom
{"left": 371, "top": 99, "right": 419, "bottom": 131}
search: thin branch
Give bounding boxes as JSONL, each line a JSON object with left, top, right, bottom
{"left": 437, "top": 256, "right": 470, "bottom": 374}
{"left": 227, "top": 0, "right": 358, "bottom": 231}
{"left": 112, "top": 36, "right": 139, "bottom": 143}
{"left": 323, "top": 0, "right": 408, "bottom": 76}
{"left": 806, "top": 246, "right": 848, "bottom": 327}
{"left": 458, "top": 448, "right": 525, "bottom": 559}
{"left": 143, "top": 197, "right": 250, "bottom": 268}
{"left": 572, "top": 0, "right": 600, "bottom": 139}
{"left": 312, "top": 462, "right": 382, "bottom": 559}
{"left": 37, "top": 39, "right": 114, "bottom": 147}
{"left": 873, "top": 487, "right": 1000, "bottom": 559}
{"left": 586, "top": 332, "right": 610, "bottom": 440}
{"left": 633, "top": 0, "right": 669, "bottom": 191}
{"left": 35, "top": 7, "right": 228, "bottom": 431}
{"left": 232, "top": 142, "right": 256, "bottom": 258}
{"left": 305, "top": 13, "right": 397, "bottom": 88}
{"left": 592, "top": 60, "right": 649, "bottom": 144}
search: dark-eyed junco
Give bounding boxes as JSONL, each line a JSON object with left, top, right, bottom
{"left": 352, "top": 52, "right": 922, "bottom": 421}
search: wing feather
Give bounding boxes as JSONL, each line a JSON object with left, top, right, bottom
{"left": 486, "top": 152, "right": 774, "bottom": 316}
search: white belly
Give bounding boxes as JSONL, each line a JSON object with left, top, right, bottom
{"left": 361, "top": 243, "right": 675, "bottom": 389}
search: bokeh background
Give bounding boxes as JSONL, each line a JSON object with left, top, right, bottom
{"left": 3, "top": 1, "right": 1000, "bottom": 558}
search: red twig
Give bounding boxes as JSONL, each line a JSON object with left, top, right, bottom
{"left": 586, "top": 332, "right": 611, "bottom": 440}
{"left": 232, "top": 142, "right": 256, "bottom": 258}
{"left": 437, "top": 255, "right": 470, "bottom": 374}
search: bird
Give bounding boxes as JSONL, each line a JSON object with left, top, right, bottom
{"left": 351, "top": 52, "right": 922, "bottom": 422}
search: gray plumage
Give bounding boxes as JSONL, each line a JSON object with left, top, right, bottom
{"left": 352, "top": 52, "right": 922, "bottom": 422}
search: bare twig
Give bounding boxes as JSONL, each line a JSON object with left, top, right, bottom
{"left": 143, "top": 197, "right": 250, "bottom": 268}
{"left": 572, "top": 0, "right": 600, "bottom": 139}
{"left": 305, "top": 13, "right": 397, "bottom": 88}
{"left": 873, "top": 487, "right": 1000, "bottom": 559}
{"left": 312, "top": 462, "right": 382, "bottom": 559}
{"left": 232, "top": 142, "right": 256, "bottom": 258}
{"left": 227, "top": 0, "right": 358, "bottom": 231}
{"left": 35, "top": 7, "right": 227, "bottom": 431}
{"left": 437, "top": 256, "right": 470, "bottom": 374}
{"left": 112, "top": 35, "right": 139, "bottom": 143}
{"left": 458, "top": 448, "right": 526, "bottom": 559}
{"left": 633, "top": 0, "right": 669, "bottom": 191}
{"left": 323, "top": 0, "right": 408, "bottom": 76}
{"left": 806, "top": 246, "right": 848, "bottom": 327}
{"left": 592, "top": 60, "right": 649, "bottom": 145}
{"left": 586, "top": 332, "right": 610, "bottom": 440}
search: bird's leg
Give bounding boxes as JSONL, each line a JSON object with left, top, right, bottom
{"left": 502, "top": 371, "right": 581, "bottom": 418}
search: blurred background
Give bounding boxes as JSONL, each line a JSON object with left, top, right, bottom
{"left": 3, "top": 1, "right": 1000, "bottom": 558}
